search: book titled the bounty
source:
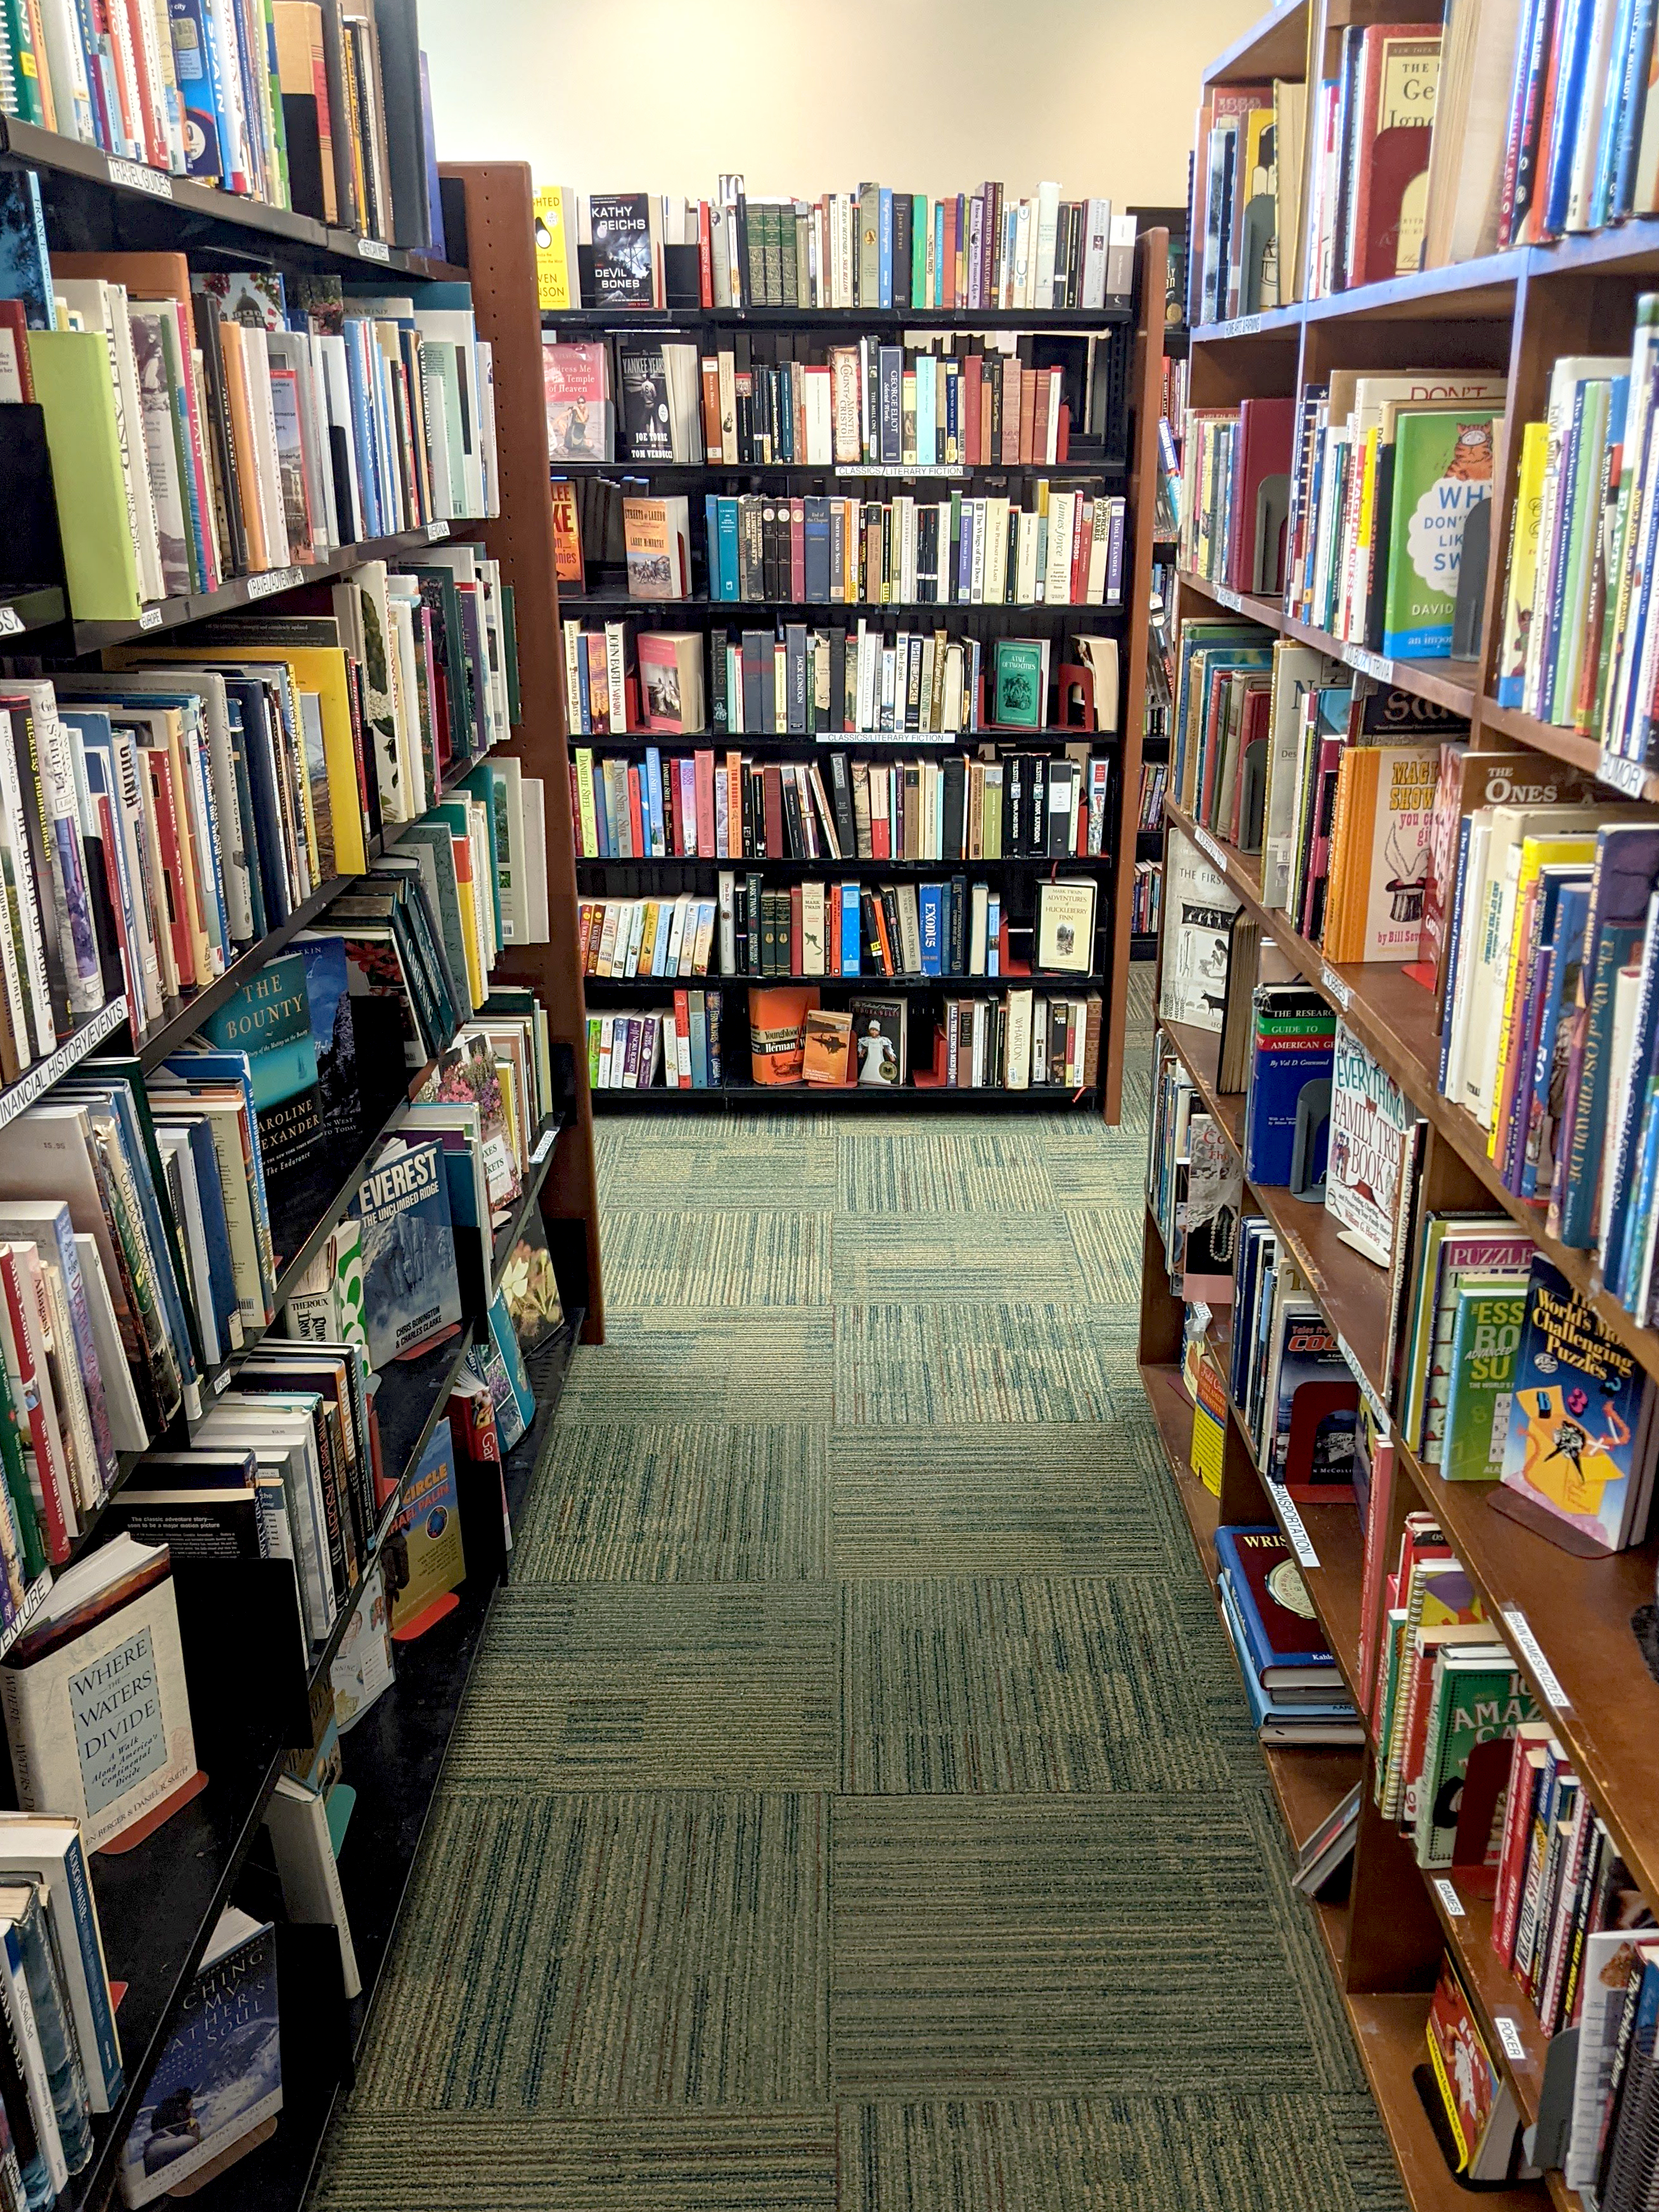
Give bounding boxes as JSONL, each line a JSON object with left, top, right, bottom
{"left": 201, "top": 950, "right": 323, "bottom": 1186}
{"left": 117, "top": 1908, "right": 280, "bottom": 2207}
{"left": 1381, "top": 408, "right": 1502, "bottom": 657}
{"left": 0, "top": 1537, "right": 196, "bottom": 1853}
{"left": 350, "top": 1136, "right": 461, "bottom": 1370}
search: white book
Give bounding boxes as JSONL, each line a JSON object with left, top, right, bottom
{"left": 74, "top": 1235, "right": 146, "bottom": 1452}
{"left": 0, "top": 1815, "right": 122, "bottom": 2114}
{"left": 1080, "top": 196, "right": 1111, "bottom": 310}
{"left": 0, "top": 1903, "right": 67, "bottom": 2192}
{"left": 267, "top": 1775, "right": 361, "bottom": 1998}
{"left": 1033, "top": 181, "right": 1061, "bottom": 310}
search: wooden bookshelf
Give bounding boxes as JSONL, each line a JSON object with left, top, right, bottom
{"left": 0, "top": 125, "right": 603, "bottom": 2209}
{"left": 1141, "top": 9, "right": 1659, "bottom": 2205}
{"left": 554, "top": 231, "right": 1169, "bottom": 1122}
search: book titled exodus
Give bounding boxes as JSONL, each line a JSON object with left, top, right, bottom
{"left": 350, "top": 1135, "right": 463, "bottom": 1369}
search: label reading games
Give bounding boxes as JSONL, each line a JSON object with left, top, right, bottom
{"left": 1599, "top": 749, "right": 1649, "bottom": 800}
{"left": 1433, "top": 1877, "right": 1465, "bottom": 1919}
{"left": 1500, "top": 1606, "right": 1570, "bottom": 1710}
{"left": 247, "top": 566, "right": 302, "bottom": 601}
{"left": 1267, "top": 1482, "right": 1320, "bottom": 1569}
{"left": 107, "top": 157, "right": 173, "bottom": 200}
{"left": 1494, "top": 2016, "right": 1527, "bottom": 2064}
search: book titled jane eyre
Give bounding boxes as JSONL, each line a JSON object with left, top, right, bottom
{"left": 350, "top": 1136, "right": 462, "bottom": 1370}
{"left": 117, "top": 1908, "right": 281, "bottom": 2208}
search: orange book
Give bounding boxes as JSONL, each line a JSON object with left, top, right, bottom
{"left": 215, "top": 331, "right": 268, "bottom": 568}
{"left": 802, "top": 1007, "right": 853, "bottom": 1085}
{"left": 550, "top": 480, "right": 584, "bottom": 586}
{"left": 748, "top": 987, "right": 817, "bottom": 1083}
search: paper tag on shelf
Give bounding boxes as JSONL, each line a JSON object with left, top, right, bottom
{"left": 1230, "top": 314, "right": 1262, "bottom": 337}
{"left": 213, "top": 1365, "right": 231, "bottom": 1394}
{"left": 1598, "top": 748, "right": 1649, "bottom": 799}
{"left": 1193, "top": 826, "right": 1227, "bottom": 874}
{"left": 1499, "top": 1606, "right": 1570, "bottom": 1709}
{"left": 107, "top": 155, "right": 173, "bottom": 199}
{"left": 426, "top": 520, "right": 451, "bottom": 540}
{"left": 1320, "top": 962, "right": 1352, "bottom": 1011}
{"left": 529, "top": 1128, "right": 556, "bottom": 1165}
{"left": 1345, "top": 645, "right": 1394, "bottom": 685}
{"left": 247, "top": 566, "right": 302, "bottom": 601}
{"left": 1433, "top": 1877, "right": 1464, "bottom": 1919}
{"left": 357, "top": 236, "right": 392, "bottom": 262}
{"left": 1494, "top": 2016, "right": 1527, "bottom": 2064}
{"left": 1336, "top": 1333, "right": 1390, "bottom": 1434}
{"left": 138, "top": 606, "right": 164, "bottom": 631}
{"left": 1212, "top": 583, "right": 1243, "bottom": 611}
{"left": 0, "top": 609, "right": 22, "bottom": 637}
{"left": 1267, "top": 1481, "right": 1320, "bottom": 1569}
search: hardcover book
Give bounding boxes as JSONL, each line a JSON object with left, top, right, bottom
{"left": 1269, "top": 1304, "right": 1360, "bottom": 1499}
{"left": 1381, "top": 409, "right": 1502, "bottom": 657}
{"left": 1214, "top": 1525, "right": 1338, "bottom": 1681}
{"left": 541, "top": 342, "right": 611, "bottom": 461}
{"left": 1324, "top": 1020, "right": 1413, "bottom": 1265}
{"left": 1438, "top": 1281, "right": 1524, "bottom": 1481}
{"left": 350, "top": 1136, "right": 462, "bottom": 1369}
{"left": 849, "top": 995, "right": 907, "bottom": 1087}
{"left": 588, "top": 194, "right": 655, "bottom": 307}
{"left": 385, "top": 1420, "right": 465, "bottom": 1638}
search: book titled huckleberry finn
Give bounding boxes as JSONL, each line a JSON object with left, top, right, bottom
{"left": 350, "top": 1136, "right": 461, "bottom": 1371}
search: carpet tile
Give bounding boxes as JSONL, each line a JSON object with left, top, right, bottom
{"left": 354, "top": 1789, "right": 830, "bottom": 2111}
{"left": 1063, "top": 1205, "right": 1149, "bottom": 1301}
{"left": 517, "top": 1422, "right": 827, "bottom": 1582}
{"left": 830, "top": 1214, "right": 1087, "bottom": 1304}
{"left": 836, "top": 1132, "right": 1057, "bottom": 1214}
{"left": 833, "top": 1303, "right": 1126, "bottom": 1424}
{"left": 447, "top": 1584, "right": 836, "bottom": 1788}
{"left": 829, "top": 1795, "right": 1319, "bottom": 2095}
{"left": 560, "top": 1310, "right": 834, "bottom": 1421}
{"left": 599, "top": 1210, "right": 832, "bottom": 1309}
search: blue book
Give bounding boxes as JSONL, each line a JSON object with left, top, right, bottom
{"left": 933, "top": 202, "right": 945, "bottom": 306}
{"left": 1438, "top": 817, "right": 1475, "bottom": 1092}
{"left": 644, "top": 748, "right": 665, "bottom": 855}
{"left": 295, "top": 936, "right": 357, "bottom": 1152}
{"left": 1608, "top": 0, "right": 1658, "bottom": 218}
{"left": 714, "top": 498, "right": 740, "bottom": 600}
{"left": 69, "top": 1068, "right": 203, "bottom": 1392}
{"left": 1616, "top": 1072, "right": 1659, "bottom": 1308}
{"left": 918, "top": 886, "right": 942, "bottom": 975}
{"left": 878, "top": 188, "right": 894, "bottom": 307}
{"left": 1539, "top": 0, "right": 1596, "bottom": 238}
{"left": 1522, "top": 878, "right": 1591, "bottom": 1198}
{"left": 162, "top": 1050, "right": 274, "bottom": 1313}
{"left": 704, "top": 495, "right": 721, "bottom": 590}
{"left": 841, "top": 885, "right": 861, "bottom": 975}
{"left": 591, "top": 758, "right": 611, "bottom": 857}
{"left": 574, "top": 642, "right": 592, "bottom": 737}
{"left": 0, "top": 171, "right": 54, "bottom": 331}
{"left": 803, "top": 496, "right": 831, "bottom": 601}
{"left": 1561, "top": 825, "right": 1659, "bottom": 1246}
{"left": 1241, "top": 990, "right": 1336, "bottom": 1186}
{"left": 1539, "top": 379, "right": 1597, "bottom": 720}
{"left": 1601, "top": 905, "right": 1659, "bottom": 1296}
{"left": 987, "top": 891, "right": 1000, "bottom": 975}
{"left": 1215, "top": 1526, "right": 1338, "bottom": 1682}
{"left": 178, "top": 1113, "right": 240, "bottom": 1357}
{"left": 350, "top": 1134, "right": 461, "bottom": 1368}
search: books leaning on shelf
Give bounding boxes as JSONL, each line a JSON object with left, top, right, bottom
{"left": 7, "top": 224, "right": 502, "bottom": 622}
{"left": 534, "top": 182, "right": 1136, "bottom": 314}
{"left": 1188, "top": 78, "right": 1308, "bottom": 323}
{"left": 0, "top": 0, "right": 439, "bottom": 243}
{"left": 1215, "top": 1525, "right": 1362, "bottom": 1744}
{"left": 1130, "top": 858, "right": 1162, "bottom": 935}
{"left": 570, "top": 745, "right": 1110, "bottom": 863}
{"left": 1421, "top": 1952, "right": 1533, "bottom": 2183}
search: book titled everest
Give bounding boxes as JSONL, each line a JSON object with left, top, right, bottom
{"left": 0, "top": 1537, "right": 196, "bottom": 1854}
{"left": 351, "top": 1135, "right": 462, "bottom": 1370}
{"left": 117, "top": 1908, "right": 280, "bottom": 2208}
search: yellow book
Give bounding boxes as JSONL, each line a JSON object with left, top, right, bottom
{"left": 27, "top": 331, "right": 142, "bottom": 622}
{"left": 532, "top": 186, "right": 579, "bottom": 312}
{"left": 574, "top": 746, "right": 598, "bottom": 859}
{"left": 1348, "top": 426, "right": 1380, "bottom": 637}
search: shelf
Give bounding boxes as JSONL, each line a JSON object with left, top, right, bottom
{"left": 577, "top": 854, "right": 1115, "bottom": 874}
{"left": 1176, "top": 569, "right": 1480, "bottom": 719}
{"left": 552, "top": 457, "right": 1124, "bottom": 479}
{"left": 63, "top": 520, "right": 471, "bottom": 658}
{"left": 585, "top": 971, "right": 1099, "bottom": 993}
{"left": 1347, "top": 1993, "right": 1545, "bottom": 2212}
{"left": 1480, "top": 696, "right": 1659, "bottom": 803}
{"left": 1201, "top": 0, "right": 1310, "bottom": 87}
{"left": 0, "top": 585, "right": 67, "bottom": 637}
{"left": 558, "top": 591, "right": 1127, "bottom": 618}
{"left": 1262, "top": 1742, "right": 1365, "bottom": 1860}
{"left": 542, "top": 304, "right": 1131, "bottom": 330}
{"left": 0, "top": 115, "right": 467, "bottom": 283}
{"left": 488, "top": 1116, "right": 566, "bottom": 1291}
{"left": 1139, "top": 1357, "right": 1220, "bottom": 1576}
{"left": 592, "top": 1080, "right": 1099, "bottom": 1109}
{"left": 568, "top": 728, "right": 1120, "bottom": 749}
{"left": 136, "top": 876, "right": 357, "bottom": 1071}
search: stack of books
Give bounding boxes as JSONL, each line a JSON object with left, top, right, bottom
{"left": 1214, "top": 1526, "right": 1362, "bottom": 1744}
{"left": 534, "top": 182, "right": 1137, "bottom": 314}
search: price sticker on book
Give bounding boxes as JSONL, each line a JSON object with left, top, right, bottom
{"left": 1336, "top": 1333, "right": 1389, "bottom": 1434}
{"left": 1494, "top": 2016, "right": 1527, "bottom": 2064}
{"left": 0, "top": 610, "right": 22, "bottom": 637}
{"left": 138, "top": 606, "right": 164, "bottom": 631}
{"left": 1320, "top": 962, "right": 1352, "bottom": 1012}
{"left": 1432, "top": 1878, "right": 1464, "bottom": 1918}
{"left": 1345, "top": 645, "right": 1393, "bottom": 686}
{"left": 426, "top": 520, "right": 450, "bottom": 540}
{"left": 1500, "top": 1606, "right": 1570, "bottom": 1710}
{"left": 1598, "top": 748, "right": 1649, "bottom": 799}
{"left": 247, "top": 566, "right": 302, "bottom": 601}
{"left": 1194, "top": 827, "right": 1227, "bottom": 875}
{"left": 357, "top": 238, "right": 392, "bottom": 262}
{"left": 106, "top": 156, "right": 173, "bottom": 200}
{"left": 1267, "top": 1482, "right": 1320, "bottom": 1569}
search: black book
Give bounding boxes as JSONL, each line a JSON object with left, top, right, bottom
{"left": 829, "top": 631, "right": 847, "bottom": 734}
{"left": 781, "top": 774, "right": 805, "bottom": 860}
{"left": 733, "top": 879, "right": 748, "bottom": 973}
{"left": 189, "top": 293, "right": 248, "bottom": 577}
{"left": 761, "top": 502, "right": 781, "bottom": 604}
{"left": 785, "top": 623, "right": 810, "bottom": 736}
{"left": 372, "top": 0, "right": 430, "bottom": 248}
{"left": 940, "top": 756, "right": 966, "bottom": 861}
{"left": 880, "top": 886, "right": 904, "bottom": 975}
{"left": 859, "top": 886, "right": 884, "bottom": 974}
{"left": 317, "top": 0, "right": 359, "bottom": 231}
{"left": 1028, "top": 757, "right": 1048, "bottom": 856}
{"left": 710, "top": 626, "right": 729, "bottom": 733}
{"left": 829, "top": 752, "right": 857, "bottom": 859}
{"left": 745, "top": 871, "right": 762, "bottom": 968}
{"left": 949, "top": 874, "right": 967, "bottom": 976}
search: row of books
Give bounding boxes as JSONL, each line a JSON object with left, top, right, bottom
{"left": 1189, "top": 77, "right": 1306, "bottom": 324}
{"left": 558, "top": 615, "right": 1120, "bottom": 743}
{"left": 532, "top": 182, "right": 1136, "bottom": 316}
{"left": 1129, "top": 857, "right": 1162, "bottom": 934}
{"left": 543, "top": 331, "right": 1104, "bottom": 471}
{"left": 580, "top": 874, "right": 1098, "bottom": 986}
{"left": 598, "top": 486, "right": 1129, "bottom": 610}
{"left": 4, "top": 215, "right": 499, "bottom": 622}
{"left": 569, "top": 746, "right": 1111, "bottom": 866}
{"left": 1215, "top": 1524, "right": 1361, "bottom": 1746}
{"left": 1137, "top": 759, "right": 1167, "bottom": 830}
{"left": 0, "top": 0, "right": 437, "bottom": 245}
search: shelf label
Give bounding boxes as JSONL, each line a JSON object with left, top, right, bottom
{"left": 1345, "top": 645, "right": 1394, "bottom": 685}
{"left": 107, "top": 155, "right": 173, "bottom": 199}
{"left": 426, "top": 520, "right": 451, "bottom": 540}
{"left": 529, "top": 1127, "right": 556, "bottom": 1165}
{"left": 1321, "top": 961, "right": 1352, "bottom": 1012}
{"left": 247, "top": 566, "right": 302, "bottom": 601}
{"left": 1500, "top": 1606, "right": 1571, "bottom": 1710}
{"left": 138, "top": 606, "right": 164, "bottom": 631}
{"left": 1598, "top": 748, "right": 1649, "bottom": 799}
{"left": 1433, "top": 1877, "right": 1464, "bottom": 1919}
{"left": 1211, "top": 582, "right": 1244, "bottom": 611}
{"left": 213, "top": 1365, "right": 231, "bottom": 1394}
{"left": 0, "top": 608, "right": 22, "bottom": 637}
{"left": 357, "top": 236, "right": 392, "bottom": 262}
{"left": 834, "top": 464, "right": 967, "bottom": 480}
{"left": 1267, "top": 1481, "right": 1320, "bottom": 1569}
{"left": 1494, "top": 2016, "right": 1527, "bottom": 2065}
{"left": 1193, "top": 826, "right": 1227, "bottom": 875}
{"left": 1336, "top": 1332, "right": 1390, "bottom": 1433}
{"left": 0, "top": 996, "right": 128, "bottom": 1134}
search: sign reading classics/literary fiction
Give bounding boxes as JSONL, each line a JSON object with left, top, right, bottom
{"left": 1325, "top": 1020, "right": 1413, "bottom": 1267}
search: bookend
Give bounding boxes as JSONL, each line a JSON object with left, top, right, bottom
{"left": 1289, "top": 1078, "right": 1330, "bottom": 1198}
{"left": 96, "top": 1771, "right": 212, "bottom": 1857}
{"left": 1056, "top": 663, "right": 1097, "bottom": 728}
{"left": 1411, "top": 2064, "right": 1530, "bottom": 2190}
{"left": 1485, "top": 1482, "right": 1613, "bottom": 1558}
{"left": 1451, "top": 501, "right": 1491, "bottom": 662}
{"left": 1447, "top": 1736, "right": 1513, "bottom": 1900}
{"left": 1525, "top": 2027, "right": 1579, "bottom": 2175}
{"left": 0, "top": 404, "right": 69, "bottom": 622}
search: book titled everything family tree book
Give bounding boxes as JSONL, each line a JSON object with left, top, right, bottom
{"left": 386, "top": 1420, "right": 466, "bottom": 1640}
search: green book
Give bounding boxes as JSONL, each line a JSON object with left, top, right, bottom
{"left": 1412, "top": 1649, "right": 1542, "bottom": 1869}
{"left": 993, "top": 640, "right": 1044, "bottom": 728}
{"left": 1381, "top": 408, "right": 1503, "bottom": 659}
{"left": 26, "top": 329, "right": 142, "bottom": 622}
{"left": 912, "top": 195, "right": 929, "bottom": 310}
{"left": 1438, "top": 1279, "right": 1525, "bottom": 1481}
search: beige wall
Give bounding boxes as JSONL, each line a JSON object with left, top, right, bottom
{"left": 420, "top": 0, "right": 1260, "bottom": 212}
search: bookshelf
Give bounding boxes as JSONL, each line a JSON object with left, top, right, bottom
{"left": 1140, "top": 6, "right": 1659, "bottom": 2208}
{"left": 0, "top": 117, "right": 602, "bottom": 2212}
{"left": 551, "top": 231, "right": 1168, "bottom": 1122}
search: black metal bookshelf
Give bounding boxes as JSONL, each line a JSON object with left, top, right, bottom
{"left": 543, "top": 305, "right": 1132, "bottom": 331}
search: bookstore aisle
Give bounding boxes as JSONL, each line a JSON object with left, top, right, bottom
{"left": 307, "top": 972, "right": 1404, "bottom": 2212}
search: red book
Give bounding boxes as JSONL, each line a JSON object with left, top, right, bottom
{"left": 698, "top": 200, "right": 714, "bottom": 307}
{"left": 725, "top": 749, "right": 743, "bottom": 855}
{"left": 1347, "top": 25, "right": 1440, "bottom": 280}
{"left": 1492, "top": 1728, "right": 1553, "bottom": 1964}
{"left": 1056, "top": 399, "right": 1070, "bottom": 461}
{"left": 789, "top": 883, "right": 804, "bottom": 973}
{"left": 1070, "top": 498, "right": 1092, "bottom": 606}
{"left": 1226, "top": 395, "right": 1295, "bottom": 595}
{"left": 694, "top": 748, "right": 717, "bottom": 855}
{"left": 672, "top": 988, "right": 691, "bottom": 1087}
{"left": 142, "top": 748, "right": 196, "bottom": 988}
{"left": 790, "top": 498, "right": 806, "bottom": 600}
{"left": 762, "top": 764, "right": 786, "bottom": 857}
{"left": 962, "top": 352, "right": 982, "bottom": 467}
{"left": 627, "top": 765, "right": 644, "bottom": 857}
{"left": 1018, "top": 369, "right": 1037, "bottom": 464}
{"left": 1000, "top": 361, "right": 1021, "bottom": 466}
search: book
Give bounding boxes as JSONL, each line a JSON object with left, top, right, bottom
{"left": 1214, "top": 1525, "right": 1341, "bottom": 1686}
{"left": 200, "top": 949, "right": 324, "bottom": 1186}
{"left": 1381, "top": 409, "right": 1503, "bottom": 656}
{"left": 748, "top": 987, "right": 816, "bottom": 1084}
{"left": 589, "top": 193, "right": 657, "bottom": 309}
{"left": 623, "top": 495, "right": 691, "bottom": 601}
{"left": 849, "top": 995, "right": 907, "bottom": 1087}
{"left": 532, "top": 185, "right": 580, "bottom": 310}
{"left": 1325, "top": 1020, "right": 1414, "bottom": 1265}
{"left": 116, "top": 1908, "right": 280, "bottom": 2208}
{"left": 385, "top": 1419, "right": 466, "bottom": 1638}
{"left": 1424, "top": 1953, "right": 1501, "bottom": 2173}
{"left": 265, "top": 1774, "right": 360, "bottom": 1999}
{"left": 1034, "top": 880, "right": 1096, "bottom": 974}
{"left": 350, "top": 1135, "right": 463, "bottom": 1369}
{"left": 802, "top": 1007, "right": 854, "bottom": 1085}
{"left": 1438, "top": 1279, "right": 1526, "bottom": 1480}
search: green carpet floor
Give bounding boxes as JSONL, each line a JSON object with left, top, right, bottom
{"left": 310, "top": 971, "right": 1406, "bottom": 2210}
